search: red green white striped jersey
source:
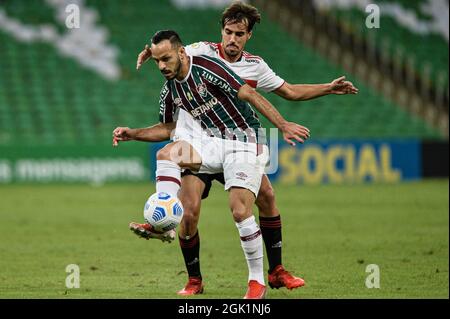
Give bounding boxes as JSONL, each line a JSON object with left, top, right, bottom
{"left": 159, "top": 55, "right": 265, "bottom": 144}
{"left": 185, "top": 41, "right": 284, "bottom": 92}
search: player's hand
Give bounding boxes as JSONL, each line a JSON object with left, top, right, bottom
{"left": 329, "top": 76, "right": 359, "bottom": 95}
{"left": 281, "top": 122, "right": 310, "bottom": 146}
{"left": 136, "top": 44, "right": 152, "bottom": 70}
{"left": 112, "top": 127, "right": 133, "bottom": 147}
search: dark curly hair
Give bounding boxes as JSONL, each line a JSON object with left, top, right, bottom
{"left": 221, "top": 1, "right": 261, "bottom": 32}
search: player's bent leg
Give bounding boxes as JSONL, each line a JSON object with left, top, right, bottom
{"left": 256, "top": 175, "right": 305, "bottom": 290}
{"left": 128, "top": 142, "right": 203, "bottom": 245}
{"left": 229, "top": 187, "right": 266, "bottom": 299}
{"left": 156, "top": 141, "right": 202, "bottom": 170}
{"left": 177, "top": 174, "right": 206, "bottom": 296}
{"left": 155, "top": 141, "right": 202, "bottom": 199}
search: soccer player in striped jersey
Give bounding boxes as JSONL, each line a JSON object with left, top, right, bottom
{"left": 129, "top": 1, "right": 358, "bottom": 296}
{"left": 113, "top": 30, "right": 309, "bottom": 299}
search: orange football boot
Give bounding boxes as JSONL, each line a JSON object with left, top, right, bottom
{"left": 243, "top": 280, "right": 266, "bottom": 299}
{"left": 268, "top": 265, "right": 305, "bottom": 290}
{"left": 177, "top": 277, "right": 204, "bottom": 296}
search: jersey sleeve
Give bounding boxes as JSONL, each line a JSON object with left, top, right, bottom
{"left": 158, "top": 82, "right": 176, "bottom": 123}
{"left": 185, "top": 42, "right": 212, "bottom": 57}
{"left": 256, "top": 59, "right": 285, "bottom": 93}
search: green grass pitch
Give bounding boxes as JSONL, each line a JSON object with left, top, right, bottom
{"left": 0, "top": 180, "right": 448, "bottom": 298}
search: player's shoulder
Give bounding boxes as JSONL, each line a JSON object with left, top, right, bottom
{"left": 193, "top": 54, "right": 223, "bottom": 66}
{"left": 203, "top": 41, "right": 220, "bottom": 50}
{"left": 188, "top": 41, "right": 218, "bottom": 51}
{"left": 192, "top": 55, "right": 235, "bottom": 79}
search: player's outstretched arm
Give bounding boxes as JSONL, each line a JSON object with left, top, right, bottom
{"left": 238, "top": 84, "right": 310, "bottom": 146}
{"left": 274, "top": 76, "right": 359, "bottom": 101}
{"left": 136, "top": 44, "right": 152, "bottom": 70}
{"left": 112, "top": 122, "right": 175, "bottom": 147}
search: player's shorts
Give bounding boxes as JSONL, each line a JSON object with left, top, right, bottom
{"left": 178, "top": 135, "right": 269, "bottom": 197}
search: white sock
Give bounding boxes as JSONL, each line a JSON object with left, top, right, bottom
{"left": 236, "top": 215, "right": 265, "bottom": 285}
{"left": 155, "top": 160, "right": 181, "bottom": 197}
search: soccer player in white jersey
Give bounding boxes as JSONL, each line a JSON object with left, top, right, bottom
{"left": 113, "top": 30, "right": 310, "bottom": 299}
{"left": 130, "top": 1, "right": 358, "bottom": 296}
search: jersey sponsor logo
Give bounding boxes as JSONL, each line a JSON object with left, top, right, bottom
{"left": 201, "top": 71, "right": 233, "bottom": 93}
{"left": 186, "top": 92, "right": 194, "bottom": 101}
{"left": 196, "top": 83, "right": 208, "bottom": 98}
{"left": 190, "top": 97, "right": 218, "bottom": 117}
{"left": 244, "top": 58, "right": 261, "bottom": 64}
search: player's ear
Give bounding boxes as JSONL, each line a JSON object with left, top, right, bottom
{"left": 178, "top": 46, "right": 186, "bottom": 61}
{"left": 247, "top": 31, "right": 252, "bottom": 40}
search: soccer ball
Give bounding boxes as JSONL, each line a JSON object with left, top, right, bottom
{"left": 143, "top": 192, "right": 184, "bottom": 233}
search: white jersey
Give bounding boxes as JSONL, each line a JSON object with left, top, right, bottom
{"left": 173, "top": 41, "right": 285, "bottom": 141}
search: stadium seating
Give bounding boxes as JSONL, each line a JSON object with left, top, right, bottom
{"left": 316, "top": 0, "right": 449, "bottom": 90}
{"left": 0, "top": 0, "right": 443, "bottom": 148}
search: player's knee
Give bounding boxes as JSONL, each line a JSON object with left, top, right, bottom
{"left": 181, "top": 198, "right": 200, "bottom": 224}
{"left": 182, "top": 201, "right": 200, "bottom": 221}
{"left": 156, "top": 144, "right": 172, "bottom": 161}
{"left": 231, "top": 205, "right": 252, "bottom": 223}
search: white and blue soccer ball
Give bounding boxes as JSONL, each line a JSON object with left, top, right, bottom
{"left": 143, "top": 192, "right": 184, "bottom": 233}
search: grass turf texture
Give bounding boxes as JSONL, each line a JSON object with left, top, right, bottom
{"left": 0, "top": 180, "right": 448, "bottom": 299}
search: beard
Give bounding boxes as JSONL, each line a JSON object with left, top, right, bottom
{"left": 161, "top": 57, "right": 182, "bottom": 80}
{"left": 224, "top": 45, "right": 240, "bottom": 57}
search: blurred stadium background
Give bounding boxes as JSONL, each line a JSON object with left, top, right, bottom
{"left": 0, "top": 0, "right": 448, "bottom": 299}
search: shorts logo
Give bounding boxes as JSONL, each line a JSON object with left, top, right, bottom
{"left": 236, "top": 172, "right": 248, "bottom": 180}
{"left": 174, "top": 97, "right": 183, "bottom": 107}
{"left": 197, "top": 83, "right": 208, "bottom": 98}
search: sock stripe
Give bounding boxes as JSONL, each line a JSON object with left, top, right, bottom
{"left": 260, "top": 220, "right": 282, "bottom": 225}
{"left": 156, "top": 175, "right": 181, "bottom": 186}
{"left": 240, "top": 230, "right": 261, "bottom": 242}
{"left": 260, "top": 221, "right": 282, "bottom": 228}
{"left": 260, "top": 224, "right": 281, "bottom": 229}
{"left": 180, "top": 239, "right": 199, "bottom": 248}
{"left": 179, "top": 233, "right": 199, "bottom": 248}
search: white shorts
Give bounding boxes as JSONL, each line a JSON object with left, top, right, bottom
{"left": 174, "top": 134, "right": 269, "bottom": 197}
